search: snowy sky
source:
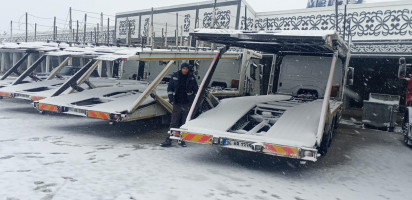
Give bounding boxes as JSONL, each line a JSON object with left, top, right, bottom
{"left": 0, "top": 0, "right": 401, "bottom": 35}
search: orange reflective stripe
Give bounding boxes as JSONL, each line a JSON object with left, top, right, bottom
{"left": 38, "top": 104, "right": 57, "bottom": 112}
{"left": 0, "top": 92, "right": 11, "bottom": 97}
{"left": 87, "top": 111, "right": 110, "bottom": 120}
{"left": 264, "top": 144, "right": 299, "bottom": 158}
{"left": 182, "top": 133, "right": 212, "bottom": 144}
{"left": 31, "top": 96, "right": 45, "bottom": 101}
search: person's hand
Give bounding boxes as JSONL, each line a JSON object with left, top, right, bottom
{"left": 171, "top": 102, "right": 174, "bottom": 105}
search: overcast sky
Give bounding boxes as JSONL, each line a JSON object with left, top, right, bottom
{"left": 0, "top": 0, "right": 400, "bottom": 35}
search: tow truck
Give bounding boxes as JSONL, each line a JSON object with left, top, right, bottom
{"left": 169, "top": 29, "right": 353, "bottom": 163}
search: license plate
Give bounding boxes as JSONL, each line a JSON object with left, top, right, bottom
{"left": 69, "top": 107, "right": 86, "bottom": 114}
{"left": 14, "top": 93, "right": 30, "bottom": 99}
{"left": 224, "top": 139, "right": 252, "bottom": 148}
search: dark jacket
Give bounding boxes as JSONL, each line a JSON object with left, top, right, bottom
{"left": 168, "top": 71, "right": 198, "bottom": 104}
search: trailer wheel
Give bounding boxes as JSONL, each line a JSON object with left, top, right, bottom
{"left": 403, "top": 112, "right": 411, "bottom": 146}
{"left": 319, "top": 131, "right": 331, "bottom": 156}
{"left": 328, "top": 121, "right": 335, "bottom": 147}
{"left": 334, "top": 113, "right": 340, "bottom": 129}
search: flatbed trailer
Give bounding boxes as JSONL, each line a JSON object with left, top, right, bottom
{"left": 0, "top": 47, "right": 118, "bottom": 101}
{"left": 169, "top": 29, "right": 352, "bottom": 163}
{"left": 36, "top": 48, "right": 258, "bottom": 123}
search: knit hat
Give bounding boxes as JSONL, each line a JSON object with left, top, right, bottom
{"left": 180, "top": 62, "right": 190, "bottom": 70}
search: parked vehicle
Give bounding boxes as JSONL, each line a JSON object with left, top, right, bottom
{"left": 169, "top": 29, "right": 353, "bottom": 163}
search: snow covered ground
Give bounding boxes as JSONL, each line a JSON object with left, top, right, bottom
{"left": 1, "top": 99, "right": 412, "bottom": 200}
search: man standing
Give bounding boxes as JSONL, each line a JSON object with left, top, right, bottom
{"left": 161, "top": 62, "right": 198, "bottom": 147}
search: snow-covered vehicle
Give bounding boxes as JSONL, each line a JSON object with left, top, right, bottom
{"left": 169, "top": 30, "right": 352, "bottom": 162}
{"left": 398, "top": 57, "right": 412, "bottom": 146}
{"left": 36, "top": 48, "right": 259, "bottom": 123}
{"left": 0, "top": 47, "right": 116, "bottom": 101}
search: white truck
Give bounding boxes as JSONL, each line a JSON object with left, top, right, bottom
{"left": 36, "top": 48, "right": 261, "bottom": 123}
{"left": 169, "top": 29, "right": 353, "bottom": 162}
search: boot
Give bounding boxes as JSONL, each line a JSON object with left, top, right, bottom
{"left": 160, "top": 137, "right": 172, "bottom": 147}
{"left": 179, "top": 140, "right": 187, "bottom": 147}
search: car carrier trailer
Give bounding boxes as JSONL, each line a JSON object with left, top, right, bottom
{"left": 169, "top": 29, "right": 352, "bottom": 163}
{"left": 0, "top": 46, "right": 119, "bottom": 102}
{"left": 36, "top": 48, "right": 259, "bottom": 123}
{"left": 0, "top": 42, "right": 60, "bottom": 90}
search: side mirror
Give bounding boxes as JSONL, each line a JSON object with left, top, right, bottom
{"left": 398, "top": 57, "right": 407, "bottom": 79}
{"left": 347, "top": 67, "right": 354, "bottom": 86}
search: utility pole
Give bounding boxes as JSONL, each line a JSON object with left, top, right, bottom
{"left": 151, "top": 7, "right": 154, "bottom": 49}
{"left": 94, "top": 27, "right": 97, "bottom": 44}
{"left": 180, "top": 25, "right": 183, "bottom": 46}
{"left": 76, "top": 20, "right": 79, "bottom": 43}
{"left": 25, "top": 12, "right": 28, "bottom": 42}
{"left": 34, "top": 23, "right": 37, "bottom": 41}
{"left": 176, "top": 13, "right": 178, "bottom": 47}
{"left": 97, "top": 23, "right": 99, "bottom": 44}
{"left": 165, "top": 23, "right": 168, "bottom": 48}
{"left": 211, "top": 0, "right": 217, "bottom": 49}
{"left": 69, "top": 7, "right": 72, "bottom": 42}
{"left": 244, "top": 5, "right": 247, "bottom": 30}
{"left": 84, "top": 14, "right": 87, "bottom": 44}
{"left": 100, "top": 12, "right": 104, "bottom": 36}
{"left": 53, "top": 16, "right": 56, "bottom": 41}
{"left": 212, "top": 0, "right": 217, "bottom": 28}
{"left": 335, "top": 0, "right": 339, "bottom": 32}
{"left": 10, "top": 21, "right": 12, "bottom": 41}
{"left": 343, "top": 0, "right": 348, "bottom": 40}
{"left": 107, "top": 18, "right": 110, "bottom": 44}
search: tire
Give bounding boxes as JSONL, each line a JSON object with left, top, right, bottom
{"left": 328, "top": 118, "right": 335, "bottom": 147}
{"left": 319, "top": 131, "right": 331, "bottom": 156}
{"left": 402, "top": 111, "right": 411, "bottom": 146}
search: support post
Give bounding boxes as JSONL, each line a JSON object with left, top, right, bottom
{"left": 316, "top": 51, "right": 339, "bottom": 145}
{"left": 0, "top": 52, "right": 31, "bottom": 80}
{"left": 267, "top": 54, "right": 277, "bottom": 94}
{"left": 128, "top": 60, "right": 175, "bottom": 113}
{"left": 12, "top": 55, "right": 47, "bottom": 85}
{"left": 186, "top": 45, "right": 230, "bottom": 121}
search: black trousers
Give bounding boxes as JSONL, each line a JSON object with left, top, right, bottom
{"left": 169, "top": 103, "right": 192, "bottom": 129}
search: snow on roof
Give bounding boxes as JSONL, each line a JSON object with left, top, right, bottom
{"left": 193, "top": 29, "right": 337, "bottom": 39}
{"left": 191, "top": 29, "right": 348, "bottom": 56}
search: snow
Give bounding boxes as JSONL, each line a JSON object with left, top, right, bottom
{"left": 366, "top": 93, "right": 400, "bottom": 106}
{"left": 38, "top": 82, "right": 167, "bottom": 113}
{"left": 0, "top": 99, "right": 411, "bottom": 200}
{"left": 367, "top": 97, "right": 399, "bottom": 106}
{"left": 193, "top": 29, "right": 337, "bottom": 39}
{"left": 182, "top": 95, "right": 292, "bottom": 132}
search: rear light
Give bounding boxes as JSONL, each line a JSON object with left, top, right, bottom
{"left": 113, "top": 114, "right": 122, "bottom": 122}
{"left": 121, "top": 58, "right": 127, "bottom": 61}
{"left": 303, "top": 150, "right": 314, "bottom": 157}
{"left": 173, "top": 131, "right": 181, "bottom": 137}
{"left": 252, "top": 144, "right": 264, "bottom": 152}
{"left": 57, "top": 106, "right": 64, "bottom": 113}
